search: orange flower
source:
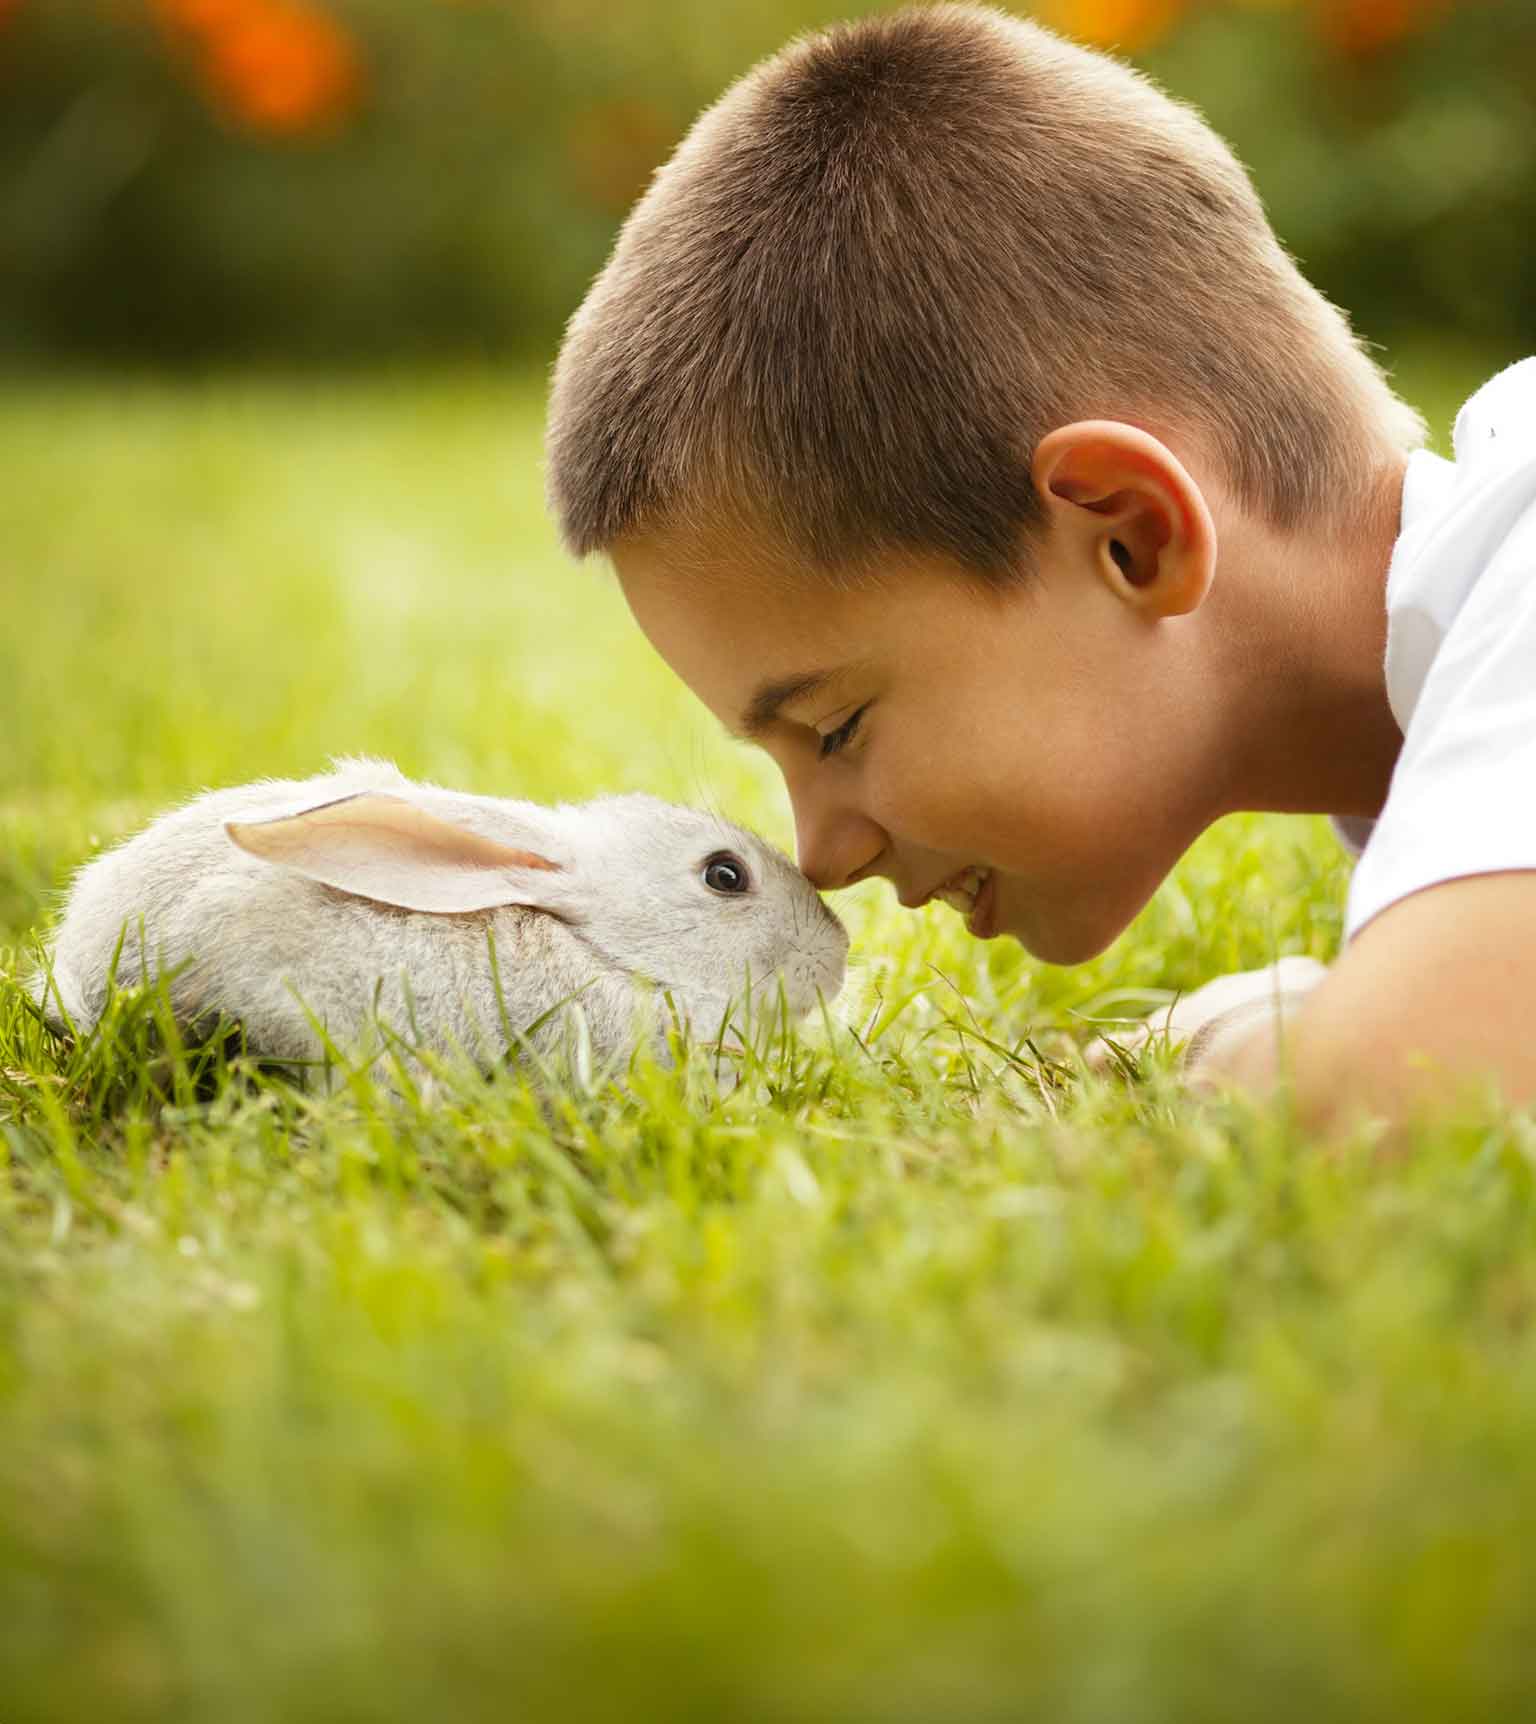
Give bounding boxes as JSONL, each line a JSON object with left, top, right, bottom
{"left": 1316, "top": 0, "right": 1445, "bottom": 56}
{"left": 1043, "top": 0, "right": 1189, "bottom": 52}
{"left": 154, "top": 0, "right": 361, "bottom": 136}
{"left": 204, "top": 2, "right": 358, "bottom": 133}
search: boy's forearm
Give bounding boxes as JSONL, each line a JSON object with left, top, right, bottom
{"left": 1198, "top": 872, "right": 1536, "bottom": 1129}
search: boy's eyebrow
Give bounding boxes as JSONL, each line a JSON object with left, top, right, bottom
{"left": 737, "top": 670, "right": 837, "bottom": 739}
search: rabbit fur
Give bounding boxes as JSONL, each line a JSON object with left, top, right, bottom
{"left": 38, "top": 759, "right": 848, "bottom": 1081}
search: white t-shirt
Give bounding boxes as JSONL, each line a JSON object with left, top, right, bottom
{"left": 1337, "top": 357, "right": 1536, "bottom": 940}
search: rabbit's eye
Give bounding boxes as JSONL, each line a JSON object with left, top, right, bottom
{"left": 702, "top": 852, "right": 751, "bottom": 895}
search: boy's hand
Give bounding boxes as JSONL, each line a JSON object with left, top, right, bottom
{"left": 1096, "top": 874, "right": 1536, "bottom": 1127}
{"left": 1086, "top": 955, "right": 1328, "bottom": 1080}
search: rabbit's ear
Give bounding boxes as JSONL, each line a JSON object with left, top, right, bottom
{"left": 226, "top": 793, "right": 568, "bottom": 915}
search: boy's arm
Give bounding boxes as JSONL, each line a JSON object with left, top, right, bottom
{"left": 1208, "top": 871, "right": 1536, "bottom": 1123}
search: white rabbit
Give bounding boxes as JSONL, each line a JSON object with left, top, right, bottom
{"left": 37, "top": 759, "right": 848, "bottom": 1082}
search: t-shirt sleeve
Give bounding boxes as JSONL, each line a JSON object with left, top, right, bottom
{"left": 1346, "top": 497, "right": 1536, "bottom": 939}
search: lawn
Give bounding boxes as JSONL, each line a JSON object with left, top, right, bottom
{"left": 4, "top": 350, "right": 1536, "bottom": 1721}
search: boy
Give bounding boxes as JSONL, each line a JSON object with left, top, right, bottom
{"left": 545, "top": 5, "right": 1536, "bottom": 1125}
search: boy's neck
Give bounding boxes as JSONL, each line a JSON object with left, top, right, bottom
{"left": 1210, "top": 452, "right": 1410, "bottom": 823}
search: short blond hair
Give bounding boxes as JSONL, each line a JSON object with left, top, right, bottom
{"left": 547, "top": 4, "right": 1422, "bottom": 579}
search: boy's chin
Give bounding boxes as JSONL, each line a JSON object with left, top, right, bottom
{"left": 996, "top": 884, "right": 1139, "bottom": 967}
{"left": 1011, "top": 925, "right": 1121, "bottom": 967}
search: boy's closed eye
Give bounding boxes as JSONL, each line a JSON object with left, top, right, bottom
{"left": 817, "top": 703, "right": 870, "bottom": 759}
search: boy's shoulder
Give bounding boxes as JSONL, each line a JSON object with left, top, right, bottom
{"left": 1335, "top": 358, "right": 1536, "bottom": 939}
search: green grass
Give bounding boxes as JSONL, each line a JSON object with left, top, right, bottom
{"left": 4, "top": 353, "right": 1534, "bottom": 1722}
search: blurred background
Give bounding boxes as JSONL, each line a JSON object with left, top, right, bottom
{"left": 2, "top": 0, "right": 1533, "bottom": 369}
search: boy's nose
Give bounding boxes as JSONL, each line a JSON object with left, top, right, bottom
{"left": 793, "top": 799, "right": 887, "bottom": 892}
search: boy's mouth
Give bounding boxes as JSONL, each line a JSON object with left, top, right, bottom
{"left": 928, "top": 865, "right": 998, "bottom": 936}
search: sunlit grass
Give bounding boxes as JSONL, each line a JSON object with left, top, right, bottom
{"left": 3, "top": 352, "right": 1533, "bottom": 1720}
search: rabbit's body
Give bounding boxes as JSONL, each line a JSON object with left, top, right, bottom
{"left": 42, "top": 760, "right": 847, "bottom": 1078}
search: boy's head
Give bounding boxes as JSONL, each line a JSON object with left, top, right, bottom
{"left": 546, "top": 4, "right": 1423, "bottom": 961}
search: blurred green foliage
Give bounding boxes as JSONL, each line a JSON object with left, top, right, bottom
{"left": 0, "top": 0, "right": 1532, "bottom": 364}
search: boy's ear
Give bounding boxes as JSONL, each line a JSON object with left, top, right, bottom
{"left": 1031, "top": 421, "right": 1216, "bottom": 618}
{"left": 226, "top": 792, "right": 571, "bottom": 916}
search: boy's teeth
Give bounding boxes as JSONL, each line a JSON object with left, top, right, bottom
{"left": 935, "top": 866, "right": 988, "bottom": 913}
